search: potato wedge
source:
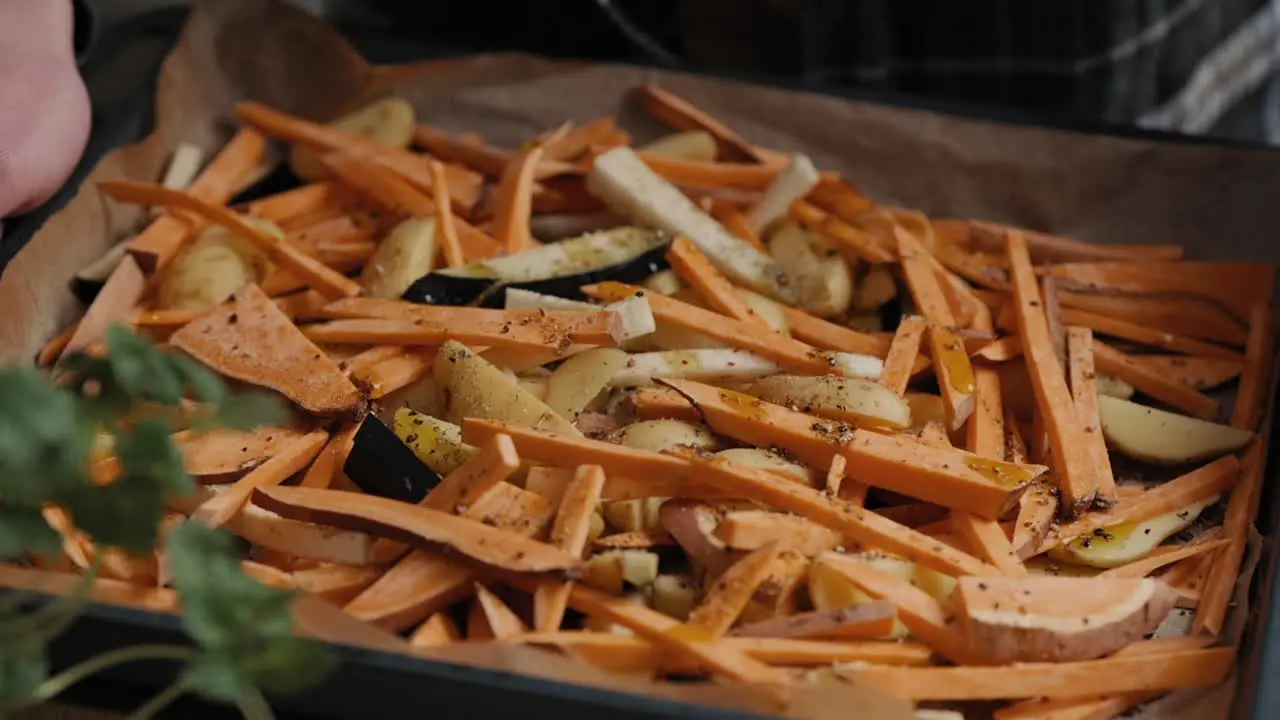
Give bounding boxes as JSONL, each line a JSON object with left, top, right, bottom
{"left": 290, "top": 97, "right": 416, "bottom": 181}
{"left": 612, "top": 419, "right": 721, "bottom": 454}
{"left": 581, "top": 550, "right": 661, "bottom": 595}
{"left": 640, "top": 131, "right": 718, "bottom": 162}
{"left": 747, "top": 375, "right": 911, "bottom": 430}
{"left": 713, "top": 448, "right": 815, "bottom": 484}
{"left": 157, "top": 221, "right": 274, "bottom": 311}
{"left": 1096, "top": 373, "right": 1135, "bottom": 400}
{"left": 854, "top": 265, "right": 897, "bottom": 311}
{"left": 809, "top": 553, "right": 912, "bottom": 639}
{"left": 955, "top": 576, "right": 1177, "bottom": 663}
{"left": 393, "top": 408, "right": 475, "bottom": 475}
{"left": 434, "top": 341, "right": 579, "bottom": 436}
{"left": 643, "top": 269, "right": 684, "bottom": 295}
{"left": 1049, "top": 496, "right": 1217, "bottom": 568}
{"left": 768, "top": 219, "right": 854, "bottom": 318}
{"left": 602, "top": 497, "right": 667, "bottom": 533}
{"left": 1098, "top": 395, "right": 1252, "bottom": 465}
{"left": 360, "top": 217, "right": 437, "bottom": 299}
{"left": 544, "top": 348, "right": 629, "bottom": 420}
{"left": 647, "top": 573, "right": 699, "bottom": 620}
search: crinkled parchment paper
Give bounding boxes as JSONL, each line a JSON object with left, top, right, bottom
{"left": 4, "top": 0, "right": 1280, "bottom": 717}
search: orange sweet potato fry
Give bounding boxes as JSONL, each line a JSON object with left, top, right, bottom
{"left": 298, "top": 424, "right": 359, "bottom": 489}
{"left": 1092, "top": 340, "right": 1219, "bottom": 421}
{"left": 666, "top": 236, "right": 766, "bottom": 325}
{"left": 99, "top": 180, "right": 362, "bottom": 299}
{"left": 632, "top": 84, "right": 763, "bottom": 163}
{"left": 169, "top": 285, "right": 365, "bottom": 418}
{"left": 880, "top": 315, "right": 927, "bottom": 395}
{"left": 1006, "top": 230, "right": 1105, "bottom": 514}
{"left": 128, "top": 128, "right": 268, "bottom": 272}
{"left": 190, "top": 430, "right": 329, "bottom": 527}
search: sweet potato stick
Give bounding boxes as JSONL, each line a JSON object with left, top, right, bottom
{"left": 1194, "top": 439, "right": 1265, "bottom": 635}
{"left": 1098, "top": 538, "right": 1229, "bottom": 579}
{"left": 688, "top": 453, "right": 997, "bottom": 577}
{"left": 1058, "top": 307, "right": 1241, "bottom": 360}
{"left": 534, "top": 465, "right": 606, "bottom": 632}
{"left": 664, "top": 379, "right": 1042, "bottom": 522}
{"left": 344, "top": 551, "right": 475, "bottom": 632}
{"left": 412, "top": 125, "right": 578, "bottom": 180}
{"left": 99, "top": 181, "right": 361, "bottom": 299}
{"left": 425, "top": 159, "right": 465, "bottom": 267}
{"left": 37, "top": 322, "right": 78, "bottom": 367}
{"left": 956, "top": 333, "right": 1026, "bottom": 577}
{"left": 666, "top": 236, "right": 765, "bottom": 325}
{"left": 633, "top": 84, "right": 763, "bottom": 163}
{"left": 462, "top": 419, "right": 691, "bottom": 480}
{"left": 992, "top": 637, "right": 1215, "bottom": 720}
{"left": 898, "top": 229, "right": 976, "bottom": 431}
{"left": 777, "top": 304, "right": 897, "bottom": 358}
{"left": 493, "top": 141, "right": 550, "bottom": 254}
{"left": 423, "top": 434, "right": 522, "bottom": 514}
{"left": 191, "top": 430, "right": 329, "bottom": 527}
{"left": 1056, "top": 289, "right": 1248, "bottom": 347}
{"left": 511, "top": 632, "right": 932, "bottom": 669}
{"left": 245, "top": 181, "right": 348, "bottom": 224}
{"left": 252, "top": 486, "right": 579, "bottom": 573}
{"left": 542, "top": 116, "right": 626, "bottom": 161}
{"left": 688, "top": 543, "right": 783, "bottom": 637}
{"left": 1232, "top": 302, "right": 1274, "bottom": 430}
{"left": 58, "top": 257, "right": 147, "bottom": 363}
{"left": 880, "top": 315, "right": 927, "bottom": 395}
{"left": 847, "top": 647, "right": 1233, "bottom": 701}
{"left": 626, "top": 386, "right": 704, "bottom": 423}
{"left": 339, "top": 345, "right": 406, "bottom": 377}
{"left": 236, "top": 101, "right": 483, "bottom": 215}
{"left": 1006, "top": 230, "right": 1103, "bottom": 515}
{"left": 527, "top": 579, "right": 792, "bottom": 701}
{"left": 409, "top": 612, "right": 462, "bottom": 649}
{"left": 971, "top": 336, "right": 1022, "bottom": 362}
{"left": 1044, "top": 260, "right": 1274, "bottom": 324}
{"left": 817, "top": 552, "right": 970, "bottom": 662}
{"left": 349, "top": 351, "right": 435, "bottom": 399}
{"left": 1066, "top": 327, "right": 1117, "bottom": 502}
{"left": 474, "top": 584, "right": 529, "bottom": 640}
{"left": 917, "top": 422, "right": 952, "bottom": 448}
{"left": 716, "top": 512, "right": 840, "bottom": 556}
{"left": 1048, "top": 454, "right": 1240, "bottom": 548}
{"left": 299, "top": 424, "right": 359, "bottom": 489}
{"left": 321, "top": 151, "right": 435, "bottom": 217}
{"left": 593, "top": 529, "right": 675, "bottom": 550}
{"left": 290, "top": 563, "right": 382, "bottom": 605}
{"left": 128, "top": 128, "right": 268, "bottom": 271}
{"left": 789, "top": 200, "right": 895, "bottom": 264}
{"left": 1129, "top": 355, "right": 1242, "bottom": 390}
{"left": 709, "top": 199, "right": 767, "bottom": 251}
{"left": 1092, "top": 340, "right": 1219, "bottom": 421}
{"left": 584, "top": 282, "right": 835, "bottom": 375}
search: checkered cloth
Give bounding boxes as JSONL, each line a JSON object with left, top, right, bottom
{"left": 794, "top": 0, "right": 1280, "bottom": 141}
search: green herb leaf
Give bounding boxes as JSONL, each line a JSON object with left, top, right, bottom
{"left": 0, "top": 507, "right": 61, "bottom": 560}
{"left": 105, "top": 326, "right": 185, "bottom": 406}
{"left": 182, "top": 651, "right": 255, "bottom": 704}
{"left": 169, "top": 355, "right": 226, "bottom": 406}
{"left": 246, "top": 636, "right": 337, "bottom": 696}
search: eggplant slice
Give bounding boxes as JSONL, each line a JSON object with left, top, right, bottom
{"left": 343, "top": 414, "right": 443, "bottom": 503}
{"left": 401, "top": 227, "right": 671, "bottom": 308}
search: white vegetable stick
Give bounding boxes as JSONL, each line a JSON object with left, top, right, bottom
{"left": 503, "top": 289, "right": 656, "bottom": 342}
{"left": 586, "top": 147, "right": 795, "bottom": 303}
{"left": 609, "top": 349, "right": 782, "bottom": 386}
{"left": 747, "top": 154, "right": 820, "bottom": 234}
{"left": 150, "top": 143, "right": 205, "bottom": 218}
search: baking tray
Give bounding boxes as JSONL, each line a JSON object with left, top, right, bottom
{"left": 5, "top": 7, "right": 1279, "bottom": 719}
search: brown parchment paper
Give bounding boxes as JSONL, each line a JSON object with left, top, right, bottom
{"left": 4, "top": 0, "right": 1280, "bottom": 717}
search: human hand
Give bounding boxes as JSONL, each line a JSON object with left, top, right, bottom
{"left": 0, "top": 0, "right": 91, "bottom": 219}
